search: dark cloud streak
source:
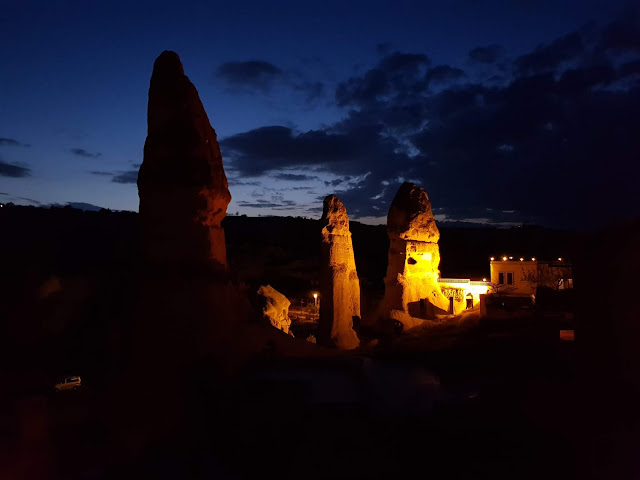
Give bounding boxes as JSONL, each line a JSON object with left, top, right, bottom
{"left": 89, "top": 168, "right": 138, "bottom": 184}
{"left": 216, "top": 60, "right": 324, "bottom": 102}
{"left": 216, "top": 60, "right": 283, "bottom": 92}
{"left": 0, "top": 137, "right": 30, "bottom": 147}
{"left": 514, "top": 32, "right": 583, "bottom": 75}
{"left": 111, "top": 170, "right": 138, "bottom": 184}
{"left": 70, "top": 148, "right": 102, "bottom": 159}
{"left": 272, "top": 173, "right": 318, "bottom": 181}
{"left": 0, "top": 159, "right": 31, "bottom": 178}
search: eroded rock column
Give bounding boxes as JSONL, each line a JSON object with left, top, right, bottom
{"left": 319, "top": 195, "right": 360, "bottom": 350}
{"left": 382, "top": 182, "right": 450, "bottom": 319}
{"left": 138, "top": 50, "right": 231, "bottom": 271}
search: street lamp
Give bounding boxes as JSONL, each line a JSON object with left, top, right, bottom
{"left": 313, "top": 293, "right": 318, "bottom": 307}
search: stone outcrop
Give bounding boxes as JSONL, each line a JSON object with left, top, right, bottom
{"left": 257, "top": 285, "right": 293, "bottom": 335}
{"left": 382, "top": 182, "right": 450, "bottom": 320}
{"left": 318, "top": 195, "right": 360, "bottom": 350}
{"left": 138, "top": 50, "right": 231, "bottom": 270}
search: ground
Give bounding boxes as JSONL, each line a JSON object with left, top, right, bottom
{"left": 4, "top": 308, "right": 629, "bottom": 479}
{"left": 0, "top": 206, "right": 636, "bottom": 478}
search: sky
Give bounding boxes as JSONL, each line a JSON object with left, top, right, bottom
{"left": 1, "top": 0, "right": 639, "bottom": 229}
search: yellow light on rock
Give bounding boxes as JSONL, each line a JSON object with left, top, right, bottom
{"left": 558, "top": 257, "right": 562, "bottom": 261}
{"left": 531, "top": 257, "right": 536, "bottom": 261}
{"left": 490, "top": 257, "right": 495, "bottom": 261}
{"left": 520, "top": 257, "right": 524, "bottom": 261}
{"left": 482, "top": 278, "right": 487, "bottom": 282}
{"left": 502, "top": 256, "right": 507, "bottom": 261}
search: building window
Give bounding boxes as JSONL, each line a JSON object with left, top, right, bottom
{"left": 498, "top": 272, "right": 504, "bottom": 284}
{"left": 507, "top": 272, "right": 514, "bottom": 285}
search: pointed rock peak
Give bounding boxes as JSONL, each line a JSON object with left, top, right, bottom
{"left": 387, "top": 182, "right": 439, "bottom": 243}
{"left": 152, "top": 50, "right": 185, "bottom": 77}
{"left": 321, "top": 194, "right": 350, "bottom": 236}
{"left": 138, "top": 51, "right": 231, "bottom": 270}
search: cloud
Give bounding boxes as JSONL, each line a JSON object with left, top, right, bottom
{"left": 0, "top": 159, "right": 31, "bottom": 178}
{"left": 216, "top": 59, "right": 325, "bottom": 103}
{"left": 426, "top": 65, "right": 466, "bottom": 85}
{"left": 324, "top": 179, "right": 343, "bottom": 187}
{"left": 216, "top": 60, "right": 283, "bottom": 92}
{"left": 514, "top": 32, "right": 583, "bottom": 75}
{"left": 601, "top": 7, "right": 640, "bottom": 52}
{"left": 336, "top": 51, "right": 430, "bottom": 107}
{"left": 223, "top": 15, "right": 640, "bottom": 228}
{"left": 228, "top": 178, "right": 262, "bottom": 187}
{"left": 70, "top": 148, "right": 102, "bottom": 159}
{"left": 291, "top": 79, "right": 325, "bottom": 104}
{"left": 0, "top": 137, "right": 30, "bottom": 147}
{"left": 468, "top": 45, "right": 502, "bottom": 64}
{"left": 272, "top": 173, "right": 318, "bottom": 181}
{"left": 220, "top": 125, "right": 368, "bottom": 176}
{"left": 236, "top": 198, "right": 298, "bottom": 209}
{"left": 557, "top": 66, "right": 617, "bottom": 94}
{"left": 410, "top": 72, "right": 640, "bottom": 227}
{"left": 89, "top": 168, "right": 138, "bottom": 183}
{"left": 619, "top": 59, "right": 640, "bottom": 77}
{"left": 0, "top": 193, "right": 40, "bottom": 205}
{"left": 111, "top": 170, "right": 138, "bottom": 184}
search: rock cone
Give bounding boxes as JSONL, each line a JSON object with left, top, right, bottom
{"left": 257, "top": 285, "right": 293, "bottom": 335}
{"left": 382, "top": 182, "right": 449, "bottom": 320}
{"left": 319, "top": 195, "right": 360, "bottom": 350}
{"left": 138, "top": 50, "right": 231, "bottom": 270}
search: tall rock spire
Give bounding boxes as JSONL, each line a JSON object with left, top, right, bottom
{"left": 318, "top": 195, "right": 360, "bottom": 350}
{"left": 382, "top": 182, "right": 450, "bottom": 319}
{"left": 138, "top": 51, "right": 231, "bottom": 270}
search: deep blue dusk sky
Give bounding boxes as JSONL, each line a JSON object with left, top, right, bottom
{"left": 1, "top": 0, "right": 638, "bottom": 229}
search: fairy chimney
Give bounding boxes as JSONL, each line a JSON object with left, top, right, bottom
{"left": 318, "top": 195, "right": 360, "bottom": 350}
{"left": 382, "top": 182, "right": 450, "bottom": 319}
{"left": 138, "top": 51, "right": 231, "bottom": 270}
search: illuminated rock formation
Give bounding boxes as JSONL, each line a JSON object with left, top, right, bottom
{"left": 319, "top": 195, "right": 360, "bottom": 350}
{"left": 257, "top": 284, "right": 293, "bottom": 335}
{"left": 382, "top": 182, "right": 450, "bottom": 320}
{"left": 138, "top": 50, "right": 231, "bottom": 270}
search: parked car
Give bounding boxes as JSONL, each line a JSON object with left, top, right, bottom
{"left": 55, "top": 376, "right": 81, "bottom": 391}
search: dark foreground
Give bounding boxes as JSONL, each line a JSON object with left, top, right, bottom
{"left": 1, "top": 207, "right": 638, "bottom": 479}
{"left": 2, "top": 312, "right": 638, "bottom": 480}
